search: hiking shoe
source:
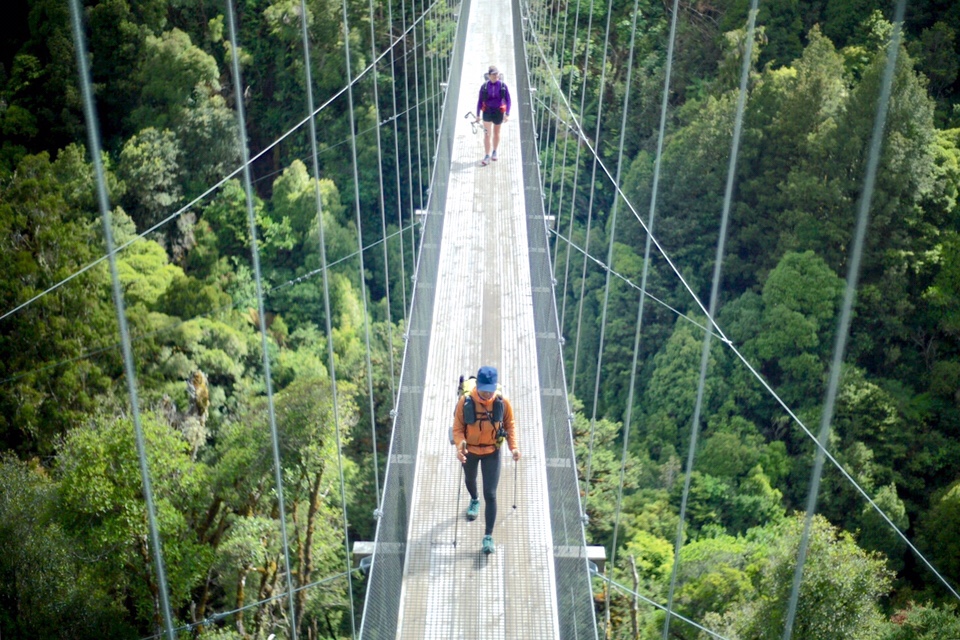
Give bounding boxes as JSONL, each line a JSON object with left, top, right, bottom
{"left": 482, "top": 535, "right": 495, "bottom": 554}
{"left": 491, "top": 150, "right": 498, "bottom": 161}
{"left": 466, "top": 499, "right": 480, "bottom": 520}
{"left": 480, "top": 155, "right": 491, "bottom": 166}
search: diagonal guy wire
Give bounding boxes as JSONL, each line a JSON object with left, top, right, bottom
{"left": 224, "top": 0, "right": 298, "bottom": 635}
{"left": 663, "top": 3, "right": 758, "bottom": 638}
{"left": 0, "top": 1, "right": 442, "bottom": 326}
{"left": 782, "top": 2, "right": 921, "bottom": 638}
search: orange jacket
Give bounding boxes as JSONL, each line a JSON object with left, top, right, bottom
{"left": 452, "top": 387, "right": 517, "bottom": 456}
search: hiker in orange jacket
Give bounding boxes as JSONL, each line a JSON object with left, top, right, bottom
{"left": 453, "top": 365, "right": 520, "bottom": 554}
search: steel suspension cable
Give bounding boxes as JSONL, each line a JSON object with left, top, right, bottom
{"left": 387, "top": 0, "right": 411, "bottom": 324}
{"left": 597, "top": 0, "right": 642, "bottom": 618}
{"left": 410, "top": 0, "right": 425, "bottom": 209}
{"left": 582, "top": 0, "right": 618, "bottom": 497}
{"left": 433, "top": 0, "right": 447, "bottom": 164}
{"left": 140, "top": 569, "right": 362, "bottom": 640}
{"left": 608, "top": 0, "right": 681, "bottom": 608}
{"left": 524, "top": 3, "right": 542, "bottom": 148}
{"left": 534, "top": 2, "right": 561, "bottom": 172}
{"left": 439, "top": 0, "right": 451, "bottom": 155}
{"left": 426, "top": 0, "right": 438, "bottom": 179}
{"left": 550, "top": 0, "right": 583, "bottom": 272}
{"left": 526, "top": 3, "right": 544, "bottom": 153}
{"left": 417, "top": 0, "right": 432, "bottom": 183}
{"left": 527, "top": 0, "right": 960, "bottom": 605}
{"left": 298, "top": 7, "right": 360, "bottom": 633}
{"left": 526, "top": 0, "right": 540, "bottom": 41}
{"left": 545, "top": 0, "right": 573, "bottom": 228}
{"left": 549, "top": 228, "right": 720, "bottom": 337}
{"left": 431, "top": 0, "right": 443, "bottom": 157}
{"left": 224, "top": 0, "right": 298, "bottom": 635}
{"left": 419, "top": 0, "right": 431, "bottom": 170}
{"left": 662, "top": 4, "right": 758, "bottom": 638}
{"left": 339, "top": 0, "right": 378, "bottom": 632}
{"left": 368, "top": 0, "right": 398, "bottom": 468}
{"left": 68, "top": 2, "right": 175, "bottom": 637}
{"left": 538, "top": 0, "right": 555, "bottom": 55}
{"left": 540, "top": 0, "right": 566, "bottom": 186}
{"left": 597, "top": 573, "right": 732, "bottom": 640}
{"left": 400, "top": 0, "right": 420, "bottom": 272}
{"left": 728, "top": 329, "right": 960, "bottom": 604}
{"left": 438, "top": 0, "right": 451, "bottom": 151}
{"left": 545, "top": 3, "right": 566, "bottom": 131}
{"left": 783, "top": 3, "right": 922, "bottom": 637}
{"left": 564, "top": 0, "right": 599, "bottom": 400}
{"left": 539, "top": 91, "right": 960, "bottom": 599}
{"left": 0, "top": 8, "right": 436, "bottom": 325}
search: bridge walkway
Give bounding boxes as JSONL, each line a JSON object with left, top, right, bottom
{"left": 393, "top": 0, "right": 562, "bottom": 636}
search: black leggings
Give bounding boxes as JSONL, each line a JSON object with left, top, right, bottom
{"left": 463, "top": 451, "right": 502, "bottom": 535}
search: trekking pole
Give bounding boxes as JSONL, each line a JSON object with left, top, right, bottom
{"left": 513, "top": 457, "right": 518, "bottom": 510}
{"left": 464, "top": 111, "right": 479, "bottom": 135}
{"left": 453, "top": 458, "right": 464, "bottom": 547}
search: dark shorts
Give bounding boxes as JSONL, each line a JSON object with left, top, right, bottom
{"left": 482, "top": 109, "right": 504, "bottom": 125}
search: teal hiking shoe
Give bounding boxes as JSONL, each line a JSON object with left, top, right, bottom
{"left": 482, "top": 535, "right": 495, "bottom": 554}
{"left": 466, "top": 499, "right": 480, "bottom": 521}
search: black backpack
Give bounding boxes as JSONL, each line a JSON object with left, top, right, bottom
{"left": 449, "top": 374, "right": 505, "bottom": 446}
{"left": 482, "top": 78, "right": 509, "bottom": 112}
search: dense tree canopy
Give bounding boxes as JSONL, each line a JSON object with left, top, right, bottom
{"left": 543, "top": 0, "right": 960, "bottom": 636}
{"left": 0, "top": 0, "right": 420, "bottom": 634}
{"left": 2, "top": 0, "right": 960, "bottom": 636}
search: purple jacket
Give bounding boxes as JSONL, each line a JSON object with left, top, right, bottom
{"left": 477, "top": 80, "right": 511, "bottom": 116}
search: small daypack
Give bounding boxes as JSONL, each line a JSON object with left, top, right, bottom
{"left": 449, "top": 374, "right": 506, "bottom": 447}
{"left": 481, "top": 78, "right": 509, "bottom": 112}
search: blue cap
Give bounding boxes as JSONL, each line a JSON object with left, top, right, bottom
{"left": 476, "top": 366, "right": 498, "bottom": 392}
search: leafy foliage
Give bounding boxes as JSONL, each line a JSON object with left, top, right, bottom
{"left": 3, "top": 0, "right": 960, "bottom": 635}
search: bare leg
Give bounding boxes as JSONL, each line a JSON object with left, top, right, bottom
{"left": 492, "top": 123, "right": 502, "bottom": 154}
{"left": 483, "top": 121, "right": 492, "bottom": 156}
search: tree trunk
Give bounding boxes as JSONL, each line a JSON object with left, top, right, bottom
{"left": 253, "top": 559, "right": 278, "bottom": 637}
{"left": 297, "top": 470, "right": 325, "bottom": 634}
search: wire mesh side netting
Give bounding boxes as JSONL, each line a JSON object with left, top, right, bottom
{"left": 515, "top": 0, "right": 599, "bottom": 636}
{"left": 358, "top": 0, "right": 469, "bottom": 635}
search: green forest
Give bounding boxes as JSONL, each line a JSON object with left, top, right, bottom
{"left": 1, "top": 0, "right": 960, "bottom": 638}
{"left": 0, "top": 0, "right": 450, "bottom": 636}
{"left": 532, "top": 0, "right": 960, "bottom": 637}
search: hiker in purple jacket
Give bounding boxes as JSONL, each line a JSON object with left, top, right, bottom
{"left": 475, "top": 65, "right": 511, "bottom": 166}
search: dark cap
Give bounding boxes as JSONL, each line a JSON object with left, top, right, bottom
{"left": 476, "top": 366, "right": 498, "bottom": 392}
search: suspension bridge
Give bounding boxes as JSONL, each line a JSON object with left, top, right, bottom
{"left": 358, "top": 0, "right": 595, "bottom": 635}
{"left": 7, "top": 0, "right": 957, "bottom": 636}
